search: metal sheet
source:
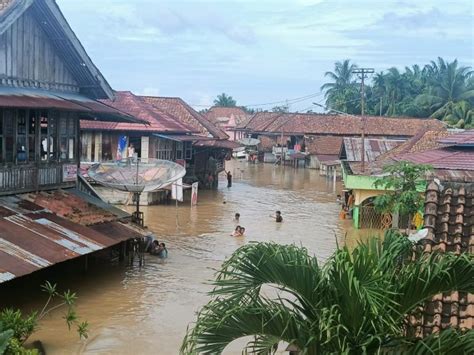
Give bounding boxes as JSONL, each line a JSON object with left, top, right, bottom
{"left": 0, "top": 193, "right": 144, "bottom": 284}
{"left": 153, "top": 133, "right": 214, "bottom": 142}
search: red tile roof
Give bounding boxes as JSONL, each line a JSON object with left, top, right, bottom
{"left": 238, "top": 112, "right": 445, "bottom": 137}
{"left": 142, "top": 96, "right": 228, "bottom": 139}
{"left": 414, "top": 182, "right": 474, "bottom": 336}
{"left": 81, "top": 91, "right": 194, "bottom": 133}
{"left": 305, "top": 136, "right": 343, "bottom": 155}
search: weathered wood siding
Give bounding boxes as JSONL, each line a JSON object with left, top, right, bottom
{"left": 0, "top": 9, "right": 79, "bottom": 92}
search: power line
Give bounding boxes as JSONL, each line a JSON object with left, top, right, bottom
{"left": 190, "top": 91, "right": 325, "bottom": 108}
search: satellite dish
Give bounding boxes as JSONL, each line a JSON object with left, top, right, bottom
{"left": 88, "top": 158, "right": 186, "bottom": 226}
{"left": 88, "top": 158, "right": 186, "bottom": 193}
{"left": 239, "top": 138, "right": 260, "bottom": 146}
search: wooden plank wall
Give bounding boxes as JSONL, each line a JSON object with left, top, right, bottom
{"left": 0, "top": 10, "right": 79, "bottom": 92}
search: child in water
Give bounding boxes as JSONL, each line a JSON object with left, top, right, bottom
{"left": 271, "top": 211, "right": 283, "bottom": 223}
{"left": 231, "top": 226, "right": 244, "bottom": 237}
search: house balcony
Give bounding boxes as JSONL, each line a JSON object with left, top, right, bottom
{"left": 0, "top": 163, "right": 77, "bottom": 195}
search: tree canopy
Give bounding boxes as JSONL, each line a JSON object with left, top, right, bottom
{"left": 213, "top": 93, "right": 237, "bottom": 107}
{"left": 373, "top": 161, "right": 432, "bottom": 221}
{"left": 321, "top": 57, "right": 474, "bottom": 128}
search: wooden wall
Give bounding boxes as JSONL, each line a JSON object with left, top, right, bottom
{"left": 0, "top": 9, "right": 79, "bottom": 92}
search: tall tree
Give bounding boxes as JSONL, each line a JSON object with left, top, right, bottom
{"left": 213, "top": 93, "right": 237, "bottom": 107}
{"left": 321, "top": 59, "right": 360, "bottom": 114}
{"left": 182, "top": 234, "right": 474, "bottom": 354}
{"left": 416, "top": 58, "right": 474, "bottom": 121}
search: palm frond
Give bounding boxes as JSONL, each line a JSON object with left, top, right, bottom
{"left": 212, "top": 243, "right": 322, "bottom": 311}
{"left": 181, "top": 297, "right": 311, "bottom": 354}
{"left": 396, "top": 252, "right": 474, "bottom": 316}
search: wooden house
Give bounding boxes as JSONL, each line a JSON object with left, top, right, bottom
{"left": 0, "top": 0, "right": 146, "bottom": 284}
{"left": 80, "top": 92, "right": 239, "bottom": 199}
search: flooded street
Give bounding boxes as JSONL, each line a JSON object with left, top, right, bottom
{"left": 1, "top": 161, "right": 351, "bottom": 354}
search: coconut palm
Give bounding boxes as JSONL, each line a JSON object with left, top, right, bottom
{"left": 444, "top": 100, "right": 474, "bottom": 128}
{"left": 321, "top": 59, "right": 359, "bottom": 113}
{"left": 182, "top": 233, "right": 474, "bottom": 354}
{"left": 416, "top": 58, "right": 474, "bottom": 120}
{"left": 213, "top": 93, "right": 237, "bottom": 107}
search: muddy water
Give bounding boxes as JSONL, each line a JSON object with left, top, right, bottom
{"left": 2, "top": 161, "right": 358, "bottom": 354}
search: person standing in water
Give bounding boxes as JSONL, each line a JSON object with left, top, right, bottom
{"left": 234, "top": 213, "right": 240, "bottom": 222}
{"left": 225, "top": 170, "right": 232, "bottom": 188}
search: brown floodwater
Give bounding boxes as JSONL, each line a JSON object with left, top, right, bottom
{"left": 0, "top": 161, "right": 374, "bottom": 354}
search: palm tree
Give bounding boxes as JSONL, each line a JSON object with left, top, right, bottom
{"left": 321, "top": 59, "right": 359, "bottom": 113}
{"left": 213, "top": 93, "right": 237, "bottom": 107}
{"left": 444, "top": 100, "right": 474, "bottom": 128}
{"left": 416, "top": 58, "right": 474, "bottom": 120}
{"left": 182, "top": 233, "right": 474, "bottom": 354}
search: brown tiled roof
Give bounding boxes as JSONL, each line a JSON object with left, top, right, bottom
{"left": 238, "top": 112, "right": 445, "bottom": 137}
{"left": 205, "top": 106, "right": 249, "bottom": 124}
{"left": 81, "top": 91, "right": 194, "bottom": 133}
{"left": 413, "top": 182, "right": 474, "bottom": 336}
{"left": 142, "top": 96, "right": 228, "bottom": 139}
{"left": 258, "top": 135, "right": 277, "bottom": 152}
{"left": 305, "top": 136, "right": 343, "bottom": 155}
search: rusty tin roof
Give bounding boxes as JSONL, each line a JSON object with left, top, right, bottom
{"left": 0, "top": 190, "right": 143, "bottom": 283}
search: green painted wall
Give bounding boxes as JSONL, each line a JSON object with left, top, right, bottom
{"left": 353, "top": 206, "right": 360, "bottom": 229}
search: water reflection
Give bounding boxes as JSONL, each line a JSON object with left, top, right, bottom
{"left": 3, "top": 161, "right": 362, "bottom": 354}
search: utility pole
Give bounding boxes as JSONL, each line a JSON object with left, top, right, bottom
{"left": 352, "top": 68, "right": 374, "bottom": 172}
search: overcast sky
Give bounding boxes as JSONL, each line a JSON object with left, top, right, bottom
{"left": 58, "top": 0, "right": 473, "bottom": 111}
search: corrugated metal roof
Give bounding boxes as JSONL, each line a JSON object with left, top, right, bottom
{"left": 343, "top": 137, "right": 405, "bottom": 162}
{"left": 0, "top": 191, "right": 144, "bottom": 284}
{"left": 153, "top": 134, "right": 214, "bottom": 142}
{"left": 438, "top": 129, "right": 474, "bottom": 146}
{"left": 0, "top": 87, "right": 142, "bottom": 123}
{"left": 193, "top": 139, "right": 242, "bottom": 149}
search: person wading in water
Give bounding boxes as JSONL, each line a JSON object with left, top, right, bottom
{"left": 271, "top": 210, "right": 283, "bottom": 223}
{"left": 225, "top": 170, "right": 232, "bottom": 188}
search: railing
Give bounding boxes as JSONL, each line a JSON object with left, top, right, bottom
{"left": 0, "top": 163, "right": 71, "bottom": 195}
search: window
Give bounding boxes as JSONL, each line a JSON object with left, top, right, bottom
{"left": 4, "top": 110, "right": 14, "bottom": 163}
{"left": 185, "top": 141, "right": 193, "bottom": 160}
{"left": 59, "top": 113, "right": 76, "bottom": 162}
{"left": 17, "top": 110, "right": 27, "bottom": 163}
{"left": 40, "top": 111, "right": 49, "bottom": 161}
{"left": 156, "top": 138, "right": 174, "bottom": 160}
{"left": 28, "top": 111, "right": 37, "bottom": 162}
{"left": 176, "top": 142, "right": 183, "bottom": 160}
{"left": 102, "top": 133, "right": 112, "bottom": 161}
